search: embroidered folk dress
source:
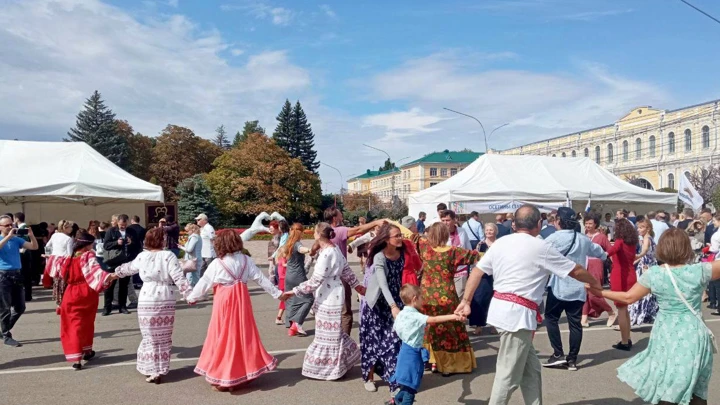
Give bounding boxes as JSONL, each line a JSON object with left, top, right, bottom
{"left": 417, "top": 239, "right": 480, "bottom": 374}
{"left": 187, "top": 252, "right": 282, "bottom": 388}
{"left": 115, "top": 250, "right": 190, "bottom": 377}
{"left": 293, "top": 245, "right": 362, "bottom": 380}
{"left": 56, "top": 251, "right": 113, "bottom": 362}
{"left": 617, "top": 263, "right": 714, "bottom": 405}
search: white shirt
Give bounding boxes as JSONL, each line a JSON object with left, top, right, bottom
{"left": 601, "top": 220, "right": 615, "bottom": 239}
{"left": 447, "top": 226, "right": 472, "bottom": 276}
{"left": 46, "top": 232, "right": 73, "bottom": 256}
{"left": 710, "top": 229, "right": 720, "bottom": 253}
{"left": 187, "top": 252, "right": 280, "bottom": 302}
{"left": 476, "top": 233, "right": 576, "bottom": 332}
{"left": 650, "top": 219, "right": 669, "bottom": 245}
{"left": 200, "top": 223, "right": 216, "bottom": 258}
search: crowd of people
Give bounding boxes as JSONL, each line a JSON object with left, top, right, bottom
{"left": 1, "top": 201, "right": 720, "bottom": 405}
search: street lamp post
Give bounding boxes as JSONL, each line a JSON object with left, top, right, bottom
{"left": 490, "top": 123, "right": 510, "bottom": 140}
{"left": 362, "top": 144, "right": 397, "bottom": 203}
{"left": 320, "top": 162, "right": 344, "bottom": 207}
{"left": 444, "top": 107, "right": 488, "bottom": 152}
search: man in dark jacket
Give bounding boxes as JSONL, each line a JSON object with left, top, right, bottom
{"left": 127, "top": 215, "right": 146, "bottom": 291}
{"left": 102, "top": 214, "right": 140, "bottom": 316}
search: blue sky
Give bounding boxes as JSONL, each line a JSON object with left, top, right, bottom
{"left": 1, "top": 0, "right": 718, "bottom": 193}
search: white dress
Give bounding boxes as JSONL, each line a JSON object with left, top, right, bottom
{"left": 116, "top": 250, "right": 190, "bottom": 377}
{"left": 45, "top": 232, "right": 74, "bottom": 277}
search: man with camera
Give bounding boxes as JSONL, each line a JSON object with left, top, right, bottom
{"left": 0, "top": 214, "right": 38, "bottom": 347}
{"left": 102, "top": 214, "right": 140, "bottom": 316}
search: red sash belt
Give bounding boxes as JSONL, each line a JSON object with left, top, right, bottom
{"left": 493, "top": 291, "right": 543, "bottom": 324}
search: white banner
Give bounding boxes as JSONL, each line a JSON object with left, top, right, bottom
{"left": 450, "top": 200, "right": 566, "bottom": 214}
{"left": 678, "top": 172, "right": 704, "bottom": 211}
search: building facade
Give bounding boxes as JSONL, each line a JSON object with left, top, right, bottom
{"left": 347, "top": 150, "right": 482, "bottom": 203}
{"left": 499, "top": 100, "right": 720, "bottom": 191}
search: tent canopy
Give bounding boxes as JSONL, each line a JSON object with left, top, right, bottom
{"left": 0, "top": 140, "right": 163, "bottom": 205}
{"left": 409, "top": 154, "right": 676, "bottom": 217}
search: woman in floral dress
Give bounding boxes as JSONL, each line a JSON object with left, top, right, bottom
{"left": 591, "top": 228, "right": 720, "bottom": 405}
{"left": 629, "top": 218, "right": 659, "bottom": 326}
{"left": 418, "top": 223, "right": 480, "bottom": 375}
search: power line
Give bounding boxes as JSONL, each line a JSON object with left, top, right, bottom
{"left": 679, "top": 0, "right": 720, "bottom": 25}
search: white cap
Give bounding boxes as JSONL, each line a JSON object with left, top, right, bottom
{"left": 195, "top": 213, "right": 208, "bottom": 221}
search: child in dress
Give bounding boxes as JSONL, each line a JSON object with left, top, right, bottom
{"left": 389, "top": 284, "right": 464, "bottom": 405}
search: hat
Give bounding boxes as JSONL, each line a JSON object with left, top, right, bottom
{"left": 195, "top": 213, "right": 208, "bottom": 221}
{"left": 557, "top": 207, "right": 576, "bottom": 223}
{"left": 400, "top": 215, "right": 416, "bottom": 229}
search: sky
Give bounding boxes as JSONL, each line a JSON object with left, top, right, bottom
{"left": 1, "top": 0, "right": 719, "bottom": 193}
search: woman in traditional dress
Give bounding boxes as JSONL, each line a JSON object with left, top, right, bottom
{"left": 360, "top": 223, "right": 405, "bottom": 397}
{"left": 418, "top": 222, "right": 480, "bottom": 375}
{"left": 629, "top": 218, "right": 659, "bottom": 326}
{"left": 590, "top": 229, "right": 720, "bottom": 405}
{"left": 115, "top": 227, "right": 191, "bottom": 384}
{"left": 180, "top": 223, "right": 203, "bottom": 286}
{"left": 187, "top": 230, "right": 283, "bottom": 391}
{"left": 45, "top": 220, "right": 74, "bottom": 282}
{"left": 55, "top": 230, "right": 117, "bottom": 370}
{"left": 606, "top": 218, "right": 639, "bottom": 351}
{"left": 282, "top": 223, "right": 313, "bottom": 337}
{"left": 469, "top": 223, "right": 497, "bottom": 335}
{"left": 281, "top": 222, "right": 366, "bottom": 381}
{"left": 582, "top": 213, "right": 616, "bottom": 328}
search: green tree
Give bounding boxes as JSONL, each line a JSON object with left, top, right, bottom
{"left": 65, "top": 90, "right": 128, "bottom": 169}
{"left": 379, "top": 158, "right": 396, "bottom": 171}
{"left": 232, "top": 120, "right": 266, "bottom": 147}
{"left": 116, "top": 120, "right": 154, "bottom": 181}
{"left": 291, "top": 101, "right": 319, "bottom": 174}
{"left": 176, "top": 174, "right": 221, "bottom": 226}
{"left": 272, "top": 99, "right": 294, "bottom": 154}
{"left": 213, "top": 125, "right": 230, "bottom": 149}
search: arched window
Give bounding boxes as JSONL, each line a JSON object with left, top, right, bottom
{"left": 685, "top": 129, "right": 692, "bottom": 151}
{"left": 571, "top": 150, "right": 577, "bottom": 157}
{"left": 702, "top": 125, "right": 710, "bottom": 149}
{"left": 584, "top": 148, "right": 589, "bottom": 158}
{"left": 635, "top": 138, "right": 642, "bottom": 159}
{"left": 561, "top": 152, "right": 566, "bottom": 158}
{"left": 622, "top": 140, "right": 629, "bottom": 161}
{"left": 649, "top": 135, "right": 656, "bottom": 157}
{"left": 668, "top": 132, "right": 675, "bottom": 154}
{"left": 607, "top": 143, "right": 614, "bottom": 163}
{"left": 636, "top": 178, "right": 654, "bottom": 190}
{"left": 668, "top": 173, "right": 675, "bottom": 190}
{"left": 595, "top": 146, "right": 600, "bottom": 163}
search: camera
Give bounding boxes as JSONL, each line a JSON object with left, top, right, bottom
{"left": 16, "top": 228, "right": 29, "bottom": 236}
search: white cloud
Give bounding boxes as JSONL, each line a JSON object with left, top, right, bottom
{"left": 270, "top": 7, "right": 291, "bottom": 25}
{"left": 167, "top": 0, "right": 179, "bottom": 7}
{"left": 363, "top": 108, "right": 443, "bottom": 133}
{"left": 230, "top": 48, "right": 244, "bottom": 56}
{"left": 320, "top": 4, "right": 336, "bottom": 18}
{"left": 558, "top": 8, "right": 633, "bottom": 21}
{"left": 221, "top": 2, "right": 293, "bottom": 26}
{"left": 0, "top": 0, "right": 310, "bottom": 140}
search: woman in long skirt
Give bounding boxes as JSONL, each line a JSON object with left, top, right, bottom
{"left": 115, "top": 228, "right": 191, "bottom": 384}
{"left": 281, "top": 223, "right": 313, "bottom": 337}
{"left": 281, "top": 222, "right": 366, "bottom": 381}
{"left": 469, "top": 223, "right": 498, "bottom": 335}
{"left": 55, "top": 230, "right": 116, "bottom": 369}
{"left": 187, "top": 230, "right": 283, "bottom": 391}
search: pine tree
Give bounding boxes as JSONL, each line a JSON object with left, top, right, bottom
{"left": 176, "top": 174, "right": 221, "bottom": 226}
{"left": 65, "top": 90, "right": 129, "bottom": 169}
{"left": 232, "top": 120, "right": 265, "bottom": 147}
{"left": 291, "top": 101, "right": 319, "bottom": 174}
{"left": 213, "top": 125, "right": 230, "bottom": 149}
{"left": 379, "top": 158, "right": 395, "bottom": 171}
{"left": 272, "top": 99, "right": 295, "bottom": 155}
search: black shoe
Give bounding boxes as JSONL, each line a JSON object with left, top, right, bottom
{"left": 708, "top": 303, "right": 717, "bottom": 309}
{"left": 542, "top": 354, "right": 567, "bottom": 368}
{"left": 566, "top": 360, "right": 578, "bottom": 371}
{"left": 127, "top": 302, "right": 138, "bottom": 310}
{"left": 3, "top": 336, "right": 22, "bottom": 347}
{"left": 612, "top": 341, "right": 632, "bottom": 351}
{"left": 119, "top": 308, "right": 130, "bottom": 315}
{"left": 72, "top": 362, "right": 82, "bottom": 371}
{"left": 83, "top": 350, "right": 96, "bottom": 361}
{"left": 102, "top": 308, "right": 112, "bottom": 316}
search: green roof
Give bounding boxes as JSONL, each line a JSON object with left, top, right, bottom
{"left": 402, "top": 150, "right": 482, "bottom": 167}
{"left": 348, "top": 167, "right": 400, "bottom": 181}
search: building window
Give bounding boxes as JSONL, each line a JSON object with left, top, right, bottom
{"left": 450, "top": 168, "right": 458, "bottom": 176}
{"left": 703, "top": 126, "right": 710, "bottom": 149}
{"left": 649, "top": 135, "right": 656, "bottom": 158}
{"left": 685, "top": 129, "right": 692, "bottom": 151}
{"left": 595, "top": 146, "right": 600, "bottom": 163}
{"left": 607, "top": 143, "right": 614, "bottom": 163}
{"left": 440, "top": 168, "right": 448, "bottom": 177}
{"left": 429, "top": 182, "right": 438, "bottom": 187}
{"left": 622, "top": 140, "right": 628, "bottom": 161}
{"left": 635, "top": 138, "right": 642, "bottom": 159}
{"left": 583, "top": 148, "right": 589, "bottom": 158}
{"left": 571, "top": 150, "right": 576, "bottom": 157}
{"left": 668, "top": 173, "right": 675, "bottom": 190}
{"left": 561, "top": 152, "right": 566, "bottom": 158}
{"left": 668, "top": 132, "right": 675, "bottom": 154}
{"left": 430, "top": 167, "right": 437, "bottom": 177}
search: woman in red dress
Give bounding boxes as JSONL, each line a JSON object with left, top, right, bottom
{"left": 582, "top": 213, "right": 616, "bottom": 328}
{"left": 606, "top": 219, "right": 638, "bottom": 351}
{"left": 55, "top": 230, "right": 117, "bottom": 370}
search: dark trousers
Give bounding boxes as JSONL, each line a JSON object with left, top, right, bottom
{"left": 104, "top": 276, "right": 130, "bottom": 310}
{"left": 394, "top": 386, "right": 417, "bottom": 405}
{"left": 544, "top": 288, "right": 584, "bottom": 363}
{"left": 20, "top": 250, "right": 33, "bottom": 301}
{"left": 708, "top": 280, "right": 720, "bottom": 306}
{"left": 0, "top": 272, "right": 26, "bottom": 338}
{"left": 341, "top": 280, "right": 353, "bottom": 335}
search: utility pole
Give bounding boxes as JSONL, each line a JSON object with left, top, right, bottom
{"left": 363, "top": 144, "right": 396, "bottom": 205}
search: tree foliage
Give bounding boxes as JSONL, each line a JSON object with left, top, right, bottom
{"left": 233, "top": 120, "right": 265, "bottom": 147}
{"left": 379, "top": 158, "right": 396, "bottom": 171}
{"left": 213, "top": 125, "right": 230, "bottom": 150}
{"left": 116, "top": 120, "right": 154, "bottom": 181}
{"left": 150, "top": 125, "right": 223, "bottom": 202}
{"left": 176, "top": 174, "right": 221, "bottom": 227}
{"left": 65, "top": 90, "right": 128, "bottom": 169}
{"left": 206, "top": 133, "right": 321, "bottom": 220}
{"left": 272, "top": 99, "right": 319, "bottom": 174}
{"left": 687, "top": 165, "right": 720, "bottom": 206}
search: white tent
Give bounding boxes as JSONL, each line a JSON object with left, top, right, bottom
{"left": 0, "top": 140, "right": 164, "bottom": 225}
{"left": 409, "top": 154, "right": 676, "bottom": 219}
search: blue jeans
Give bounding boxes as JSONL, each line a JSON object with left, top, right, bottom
{"left": 394, "top": 386, "right": 416, "bottom": 405}
{"left": 0, "top": 271, "right": 26, "bottom": 338}
{"left": 186, "top": 270, "right": 201, "bottom": 287}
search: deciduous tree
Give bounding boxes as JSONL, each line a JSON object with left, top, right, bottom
{"left": 116, "top": 120, "right": 154, "bottom": 181}
{"left": 687, "top": 166, "right": 720, "bottom": 206}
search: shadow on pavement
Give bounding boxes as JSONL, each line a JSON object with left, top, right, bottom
{"left": 0, "top": 348, "right": 124, "bottom": 369}
{"left": 420, "top": 352, "right": 496, "bottom": 403}
{"left": 578, "top": 337, "right": 649, "bottom": 369}
{"left": 559, "top": 398, "right": 646, "bottom": 404}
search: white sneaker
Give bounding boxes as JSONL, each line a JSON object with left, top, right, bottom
{"left": 364, "top": 381, "right": 377, "bottom": 392}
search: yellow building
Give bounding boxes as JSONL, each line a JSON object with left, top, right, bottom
{"left": 499, "top": 99, "right": 720, "bottom": 190}
{"left": 347, "top": 150, "right": 482, "bottom": 203}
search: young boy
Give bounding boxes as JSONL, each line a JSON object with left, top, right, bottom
{"left": 389, "top": 284, "right": 465, "bottom": 405}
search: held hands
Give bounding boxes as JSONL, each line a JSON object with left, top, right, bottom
{"left": 107, "top": 273, "right": 120, "bottom": 282}
{"left": 454, "top": 300, "right": 471, "bottom": 317}
{"left": 279, "top": 291, "right": 294, "bottom": 301}
{"left": 347, "top": 246, "right": 353, "bottom": 254}
{"left": 391, "top": 305, "right": 400, "bottom": 318}
{"left": 355, "top": 285, "right": 367, "bottom": 296}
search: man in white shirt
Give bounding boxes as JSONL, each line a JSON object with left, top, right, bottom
{"left": 456, "top": 204, "right": 600, "bottom": 405}
{"left": 648, "top": 211, "right": 669, "bottom": 245}
{"left": 440, "top": 210, "right": 472, "bottom": 298}
{"left": 196, "top": 213, "right": 216, "bottom": 274}
{"left": 424, "top": 203, "right": 448, "bottom": 228}
{"left": 462, "top": 211, "right": 485, "bottom": 250}
{"left": 601, "top": 212, "right": 615, "bottom": 240}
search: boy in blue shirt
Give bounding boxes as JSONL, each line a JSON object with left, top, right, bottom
{"left": 389, "top": 284, "right": 464, "bottom": 405}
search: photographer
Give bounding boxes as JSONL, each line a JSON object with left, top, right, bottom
{"left": 0, "top": 214, "right": 38, "bottom": 347}
{"left": 102, "top": 214, "right": 140, "bottom": 316}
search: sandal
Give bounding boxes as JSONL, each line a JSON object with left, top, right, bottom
{"left": 606, "top": 313, "right": 617, "bottom": 327}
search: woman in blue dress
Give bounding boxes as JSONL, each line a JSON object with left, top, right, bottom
{"left": 629, "top": 218, "right": 659, "bottom": 325}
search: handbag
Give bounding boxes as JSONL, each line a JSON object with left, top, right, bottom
{"left": 663, "top": 264, "right": 718, "bottom": 354}
{"left": 180, "top": 257, "right": 198, "bottom": 273}
{"left": 103, "top": 247, "right": 127, "bottom": 268}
